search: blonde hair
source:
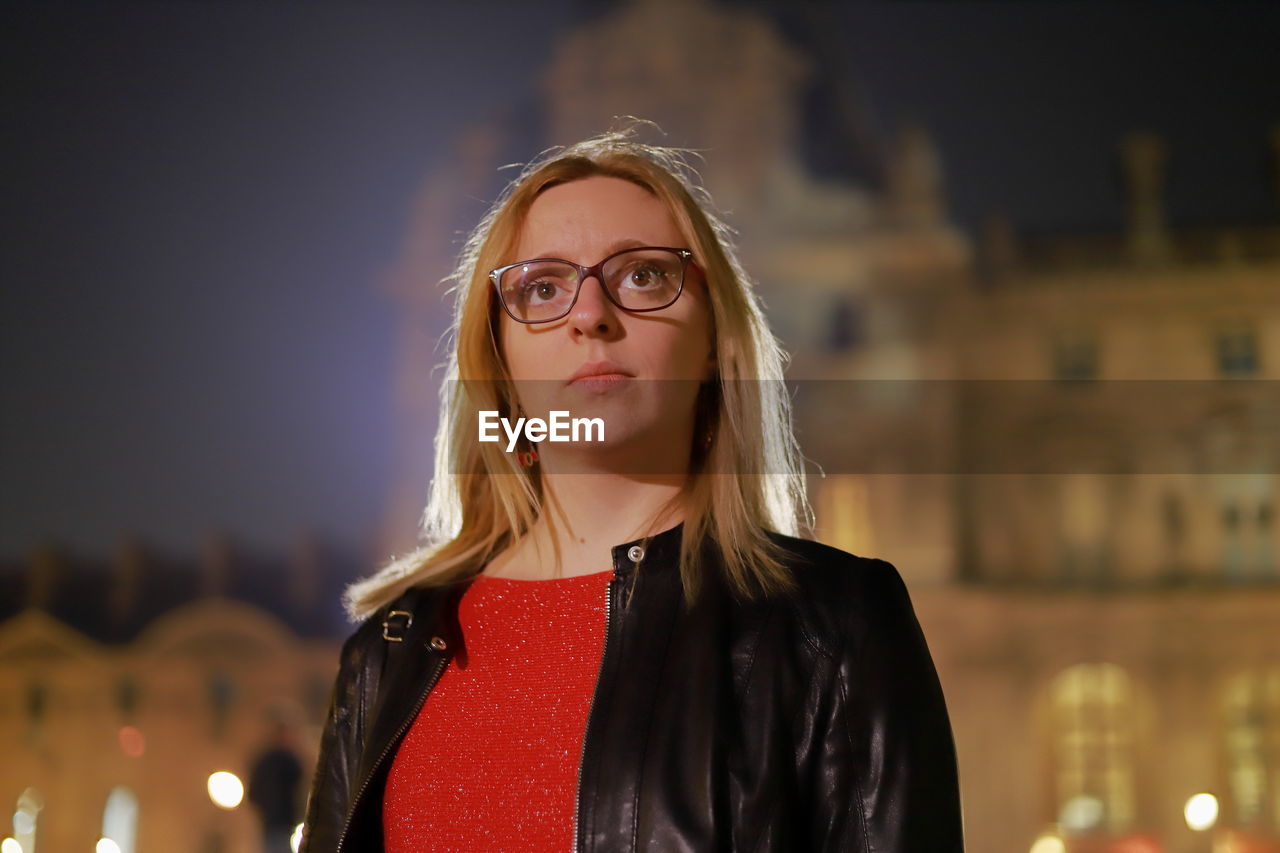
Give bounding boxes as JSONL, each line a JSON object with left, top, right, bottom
{"left": 344, "top": 120, "right": 812, "bottom": 622}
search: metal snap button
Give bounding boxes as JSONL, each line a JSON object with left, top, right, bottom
{"left": 429, "top": 636, "right": 447, "bottom": 651}
{"left": 627, "top": 545, "right": 645, "bottom": 563}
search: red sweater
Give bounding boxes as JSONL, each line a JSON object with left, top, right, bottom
{"left": 383, "top": 569, "right": 613, "bottom": 852}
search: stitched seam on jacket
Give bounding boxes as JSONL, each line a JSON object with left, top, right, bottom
{"left": 837, "top": 596, "right": 874, "bottom": 853}
{"left": 736, "top": 602, "right": 778, "bottom": 706}
{"left": 793, "top": 557, "right": 838, "bottom": 660}
{"left": 796, "top": 612, "right": 833, "bottom": 660}
{"left": 772, "top": 632, "right": 828, "bottom": 853}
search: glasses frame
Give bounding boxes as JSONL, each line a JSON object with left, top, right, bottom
{"left": 488, "top": 246, "right": 695, "bottom": 325}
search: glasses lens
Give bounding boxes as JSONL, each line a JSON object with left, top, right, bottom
{"left": 603, "top": 249, "right": 685, "bottom": 310}
{"left": 498, "top": 261, "right": 580, "bottom": 322}
{"left": 496, "top": 249, "right": 687, "bottom": 323}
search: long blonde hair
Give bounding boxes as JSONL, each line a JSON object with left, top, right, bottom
{"left": 344, "top": 121, "right": 812, "bottom": 621}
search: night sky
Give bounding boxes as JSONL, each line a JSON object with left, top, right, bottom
{"left": 3, "top": 0, "right": 1277, "bottom": 560}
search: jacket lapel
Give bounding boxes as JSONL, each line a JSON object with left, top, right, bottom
{"left": 578, "top": 524, "right": 690, "bottom": 851}
{"left": 355, "top": 579, "right": 471, "bottom": 793}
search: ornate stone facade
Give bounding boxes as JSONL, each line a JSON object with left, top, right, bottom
{"left": 0, "top": 538, "right": 350, "bottom": 852}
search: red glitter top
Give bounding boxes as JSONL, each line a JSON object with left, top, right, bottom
{"left": 383, "top": 568, "right": 614, "bottom": 853}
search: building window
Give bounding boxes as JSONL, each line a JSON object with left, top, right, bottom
{"left": 102, "top": 786, "right": 139, "bottom": 853}
{"left": 1259, "top": 500, "right": 1276, "bottom": 580}
{"left": 1051, "top": 327, "right": 1098, "bottom": 381}
{"left": 116, "top": 677, "right": 139, "bottom": 719}
{"left": 1161, "top": 491, "right": 1190, "bottom": 580}
{"left": 1216, "top": 325, "right": 1259, "bottom": 376}
{"left": 1049, "top": 664, "right": 1137, "bottom": 837}
{"left": 826, "top": 295, "right": 864, "bottom": 352}
{"left": 1222, "top": 668, "right": 1280, "bottom": 829}
{"left": 25, "top": 682, "right": 47, "bottom": 742}
{"left": 1056, "top": 475, "right": 1110, "bottom": 584}
{"left": 1217, "top": 474, "right": 1276, "bottom": 583}
{"left": 208, "top": 673, "right": 237, "bottom": 740}
{"left": 1224, "top": 501, "right": 1247, "bottom": 581}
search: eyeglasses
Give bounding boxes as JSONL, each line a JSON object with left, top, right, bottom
{"left": 489, "top": 246, "right": 695, "bottom": 325}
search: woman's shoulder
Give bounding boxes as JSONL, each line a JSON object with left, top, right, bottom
{"left": 762, "top": 528, "right": 906, "bottom": 594}
{"left": 335, "top": 583, "right": 433, "bottom": 662}
{"left": 757, "top": 529, "right": 919, "bottom": 659}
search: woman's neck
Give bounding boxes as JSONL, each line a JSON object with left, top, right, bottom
{"left": 486, "top": 472, "right": 688, "bottom": 580}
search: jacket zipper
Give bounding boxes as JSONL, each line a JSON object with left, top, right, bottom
{"left": 333, "top": 649, "right": 450, "bottom": 853}
{"left": 571, "top": 565, "right": 621, "bottom": 853}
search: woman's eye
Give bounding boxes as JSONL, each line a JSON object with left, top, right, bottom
{"left": 521, "top": 280, "right": 559, "bottom": 302}
{"left": 628, "top": 266, "right": 662, "bottom": 286}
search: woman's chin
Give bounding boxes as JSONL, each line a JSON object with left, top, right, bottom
{"left": 538, "top": 436, "right": 684, "bottom": 476}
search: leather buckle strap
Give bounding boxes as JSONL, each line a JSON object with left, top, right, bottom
{"left": 382, "top": 610, "right": 413, "bottom": 642}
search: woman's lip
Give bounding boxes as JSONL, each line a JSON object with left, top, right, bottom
{"left": 566, "top": 360, "right": 633, "bottom": 385}
{"left": 571, "top": 372, "right": 630, "bottom": 382}
{"left": 568, "top": 371, "right": 632, "bottom": 386}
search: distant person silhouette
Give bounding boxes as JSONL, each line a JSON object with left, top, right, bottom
{"left": 248, "top": 720, "right": 303, "bottom": 853}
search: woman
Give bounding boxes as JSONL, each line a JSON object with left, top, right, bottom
{"left": 300, "top": 124, "right": 964, "bottom": 852}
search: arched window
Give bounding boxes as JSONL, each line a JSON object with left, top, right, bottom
{"left": 1222, "top": 668, "right": 1280, "bottom": 829}
{"left": 1048, "top": 664, "right": 1137, "bottom": 836}
{"left": 102, "top": 786, "right": 138, "bottom": 853}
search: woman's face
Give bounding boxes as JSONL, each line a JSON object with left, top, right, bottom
{"left": 497, "top": 175, "right": 716, "bottom": 469}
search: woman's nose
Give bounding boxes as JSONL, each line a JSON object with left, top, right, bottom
{"left": 569, "top": 274, "right": 618, "bottom": 335}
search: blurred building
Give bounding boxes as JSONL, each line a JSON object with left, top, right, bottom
{"left": 0, "top": 534, "right": 351, "bottom": 852}
{"left": 381, "top": 1, "right": 1280, "bottom": 852}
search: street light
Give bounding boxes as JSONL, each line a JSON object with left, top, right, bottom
{"left": 1184, "top": 792, "right": 1218, "bottom": 832}
{"left": 206, "top": 771, "right": 244, "bottom": 810}
{"left": 1029, "top": 831, "right": 1066, "bottom": 853}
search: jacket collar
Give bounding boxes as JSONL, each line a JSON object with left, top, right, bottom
{"left": 610, "top": 520, "right": 685, "bottom": 577}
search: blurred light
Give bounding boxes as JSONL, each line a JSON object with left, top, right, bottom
{"left": 1, "top": 838, "right": 22, "bottom": 853}
{"left": 11, "top": 809, "right": 33, "bottom": 835}
{"left": 1059, "top": 794, "right": 1104, "bottom": 832}
{"left": 117, "top": 726, "right": 145, "bottom": 758}
{"left": 290, "top": 823, "right": 304, "bottom": 853}
{"left": 1184, "top": 792, "right": 1218, "bottom": 831}
{"left": 96, "top": 839, "right": 121, "bottom": 853}
{"left": 1029, "top": 833, "right": 1066, "bottom": 853}
{"left": 206, "top": 772, "right": 244, "bottom": 809}
{"left": 12, "top": 809, "right": 34, "bottom": 835}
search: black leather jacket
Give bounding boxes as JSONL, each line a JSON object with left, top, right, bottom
{"left": 299, "top": 523, "right": 964, "bottom": 852}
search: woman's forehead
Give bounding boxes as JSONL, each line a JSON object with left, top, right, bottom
{"left": 514, "top": 176, "right": 683, "bottom": 258}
